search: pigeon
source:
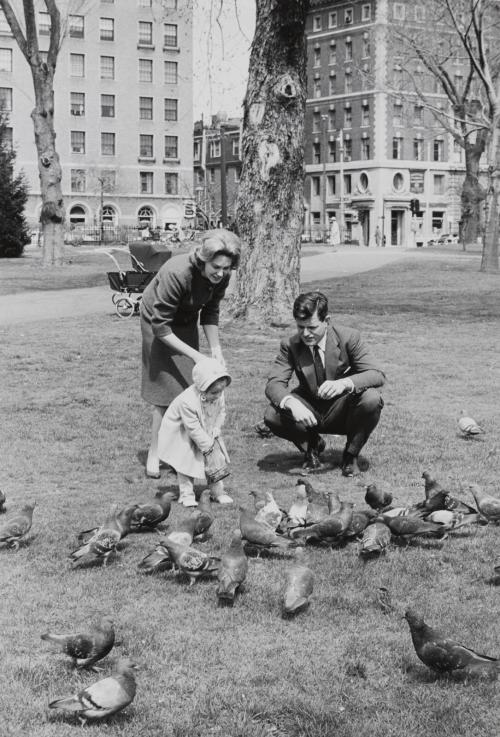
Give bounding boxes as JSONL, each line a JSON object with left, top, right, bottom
{"left": 249, "top": 489, "right": 266, "bottom": 512}
{"left": 426, "top": 509, "right": 484, "bottom": 532}
{"left": 128, "top": 490, "right": 174, "bottom": 532}
{"left": 49, "top": 657, "right": 138, "bottom": 724}
{"left": 421, "top": 471, "right": 445, "bottom": 499}
{"left": 359, "top": 521, "right": 392, "bottom": 557}
{"left": 0, "top": 502, "right": 36, "bottom": 549}
{"left": 365, "top": 483, "right": 392, "bottom": 511}
{"left": 192, "top": 490, "right": 214, "bottom": 540}
{"left": 216, "top": 531, "right": 248, "bottom": 606}
{"left": 290, "top": 501, "right": 354, "bottom": 544}
{"left": 0, "top": 489, "right": 6, "bottom": 513}
{"left": 301, "top": 482, "right": 330, "bottom": 525}
{"left": 254, "top": 490, "right": 283, "bottom": 531}
{"left": 282, "top": 562, "right": 314, "bottom": 617}
{"left": 381, "top": 515, "right": 446, "bottom": 541}
{"left": 239, "top": 507, "right": 300, "bottom": 555}
{"left": 405, "top": 609, "right": 500, "bottom": 679}
{"left": 325, "top": 490, "right": 342, "bottom": 515}
{"left": 165, "top": 515, "right": 199, "bottom": 547}
{"left": 77, "top": 504, "right": 138, "bottom": 543}
{"left": 41, "top": 616, "right": 115, "bottom": 670}
{"left": 458, "top": 412, "right": 484, "bottom": 437}
{"left": 137, "top": 542, "right": 173, "bottom": 574}
{"left": 287, "top": 484, "right": 309, "bottom": 527}
{"left": 70, "top": 505, "right": 138, "bottom": 567}
{"left": 469, "top": 484, "right": 500, "bottom": 524}
{"left": 161, "top": 538, "right": 220, "bottom": 585}
{"left": 344, "top": 509, "right": 377, "bottom": 538}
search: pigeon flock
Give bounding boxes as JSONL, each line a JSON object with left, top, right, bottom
{"left": 1, "top": 407, "right": 498, "bottom": 724}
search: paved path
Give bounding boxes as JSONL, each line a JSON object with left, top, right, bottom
{"left": 0, "top": 246, "right": 476, "bottom": 327}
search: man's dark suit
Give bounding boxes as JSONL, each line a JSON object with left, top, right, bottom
{"left": 264, "top": 324, "right": 385, "bottom": 459}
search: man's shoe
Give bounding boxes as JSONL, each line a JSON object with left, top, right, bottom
{"left": 342, "top": 452, "right": 360, "bottom": 477}
{"left": 316, "top": 436, "right": 326, "bottom": 456}
{"left": 301, "top": 449, "right": 323, "bottom": 474}
{"left": 255, "top": 421, "right": 272, "bottom": 438}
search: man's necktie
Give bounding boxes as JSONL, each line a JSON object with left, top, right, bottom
{"left": 313, "top": 345, "right": 326, "bottom": 387}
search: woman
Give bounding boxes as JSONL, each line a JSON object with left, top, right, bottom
{"left": 140, "top": 228, "right": 241, "bottom": 478}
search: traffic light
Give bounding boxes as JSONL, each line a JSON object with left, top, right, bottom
{"left": 410, "top": 198, "right": 420, "bottom": 215}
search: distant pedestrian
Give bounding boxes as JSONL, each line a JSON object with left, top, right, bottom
{"left": 375, "top": 225, "right": 382, "bottom": 247}
{"left": 328, "top": 216, "right": 341, "bottom": 247}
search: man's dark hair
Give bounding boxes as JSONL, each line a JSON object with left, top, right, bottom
{"left": 293, "top": 291, "right": 329, "bottom": 321}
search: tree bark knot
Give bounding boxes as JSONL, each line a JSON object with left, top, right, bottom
{"left": 275, "top": 74, "right": 298, "bottom": 102}
{"left": 40, "top": 155, "right": 52, "bottom": 168}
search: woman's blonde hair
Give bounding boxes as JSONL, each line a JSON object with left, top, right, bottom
{"left": 192, "top": 228, "right": 241, "bottom": 270}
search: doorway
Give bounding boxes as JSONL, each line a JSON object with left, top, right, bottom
{"left": 391, "top": 209, "right": 404, "bottom": 246}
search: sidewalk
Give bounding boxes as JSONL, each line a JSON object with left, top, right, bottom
{"left": 0, "top": 245, "right": 477, "bottom": 327}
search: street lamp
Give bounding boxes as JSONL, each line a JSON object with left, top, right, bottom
{"left": 337, "top": 129, "right": 345, "bottom": 245}
{"left": 97, "top": 176, "right": 105, "bottom": 246}
{"left": 321, "top": 113, "right": 329, "bottom": 239}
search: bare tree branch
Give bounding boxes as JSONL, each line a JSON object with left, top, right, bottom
{"left": 0, "top": 1, "right": 28, "bottom": 58}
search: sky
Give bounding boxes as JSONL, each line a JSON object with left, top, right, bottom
{"left": 193, "top": 1, "right": 256, "bottom": 121}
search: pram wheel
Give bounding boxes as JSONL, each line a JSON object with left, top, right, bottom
{"left": 111, "top": 292, "right": 120, "bottom": 305}
{"left": 115, "top": 297, "right": 135, "bottom": 318}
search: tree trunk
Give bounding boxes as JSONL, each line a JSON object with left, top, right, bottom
{"left": 461, "top": 136, "right": 486, "bottom": 249}
{"left": 31, "top": 64, "right": 65, "bottom": 267}
{"left": 481, "top": 119, "right": 500, "bottom": 273}
{"left": 231, "top": 0, "right": 309, "bottom": 326}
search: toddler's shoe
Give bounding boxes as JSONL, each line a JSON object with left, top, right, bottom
{"left": 212, "top": 493, "right": 233, "bottom": 505}
{"left": 179, "top": 496, "right": 198, "bottom": 508}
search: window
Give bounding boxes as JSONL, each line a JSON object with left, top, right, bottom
{"left": 163, "top": 0, "right": 177, "bottom": 7}
{"left": 393, "top": 3, "right": 405, "bottom": 20}
{"left": 139, "top": 58, "right": 153, "bottom": 82}
{"left": 165, "top": 172, "right": 178, "bottom": 195}
{"left": 312, "top": 112, "right": 320, "bottom": 133}
{"left": 138, "top": 206, "right": 154, "bottom": 226}
{"left": 454, "top": 73, "right": 463, "bottom": 91}
{"left": 101, "top": 94, "right": 115, "bottom": 117}
{"left": 433, "top": 174, "right": 445, "bottom": 194}
{"left": 71, "top": 169, "right": 86, "bottom": 192}
{"left": 313, "top": 79, "right": 321, "bottom": 98}
{"left": 413, "top": 138, "right": 424, "bottom": 160}
{"left": 362, "top": 4, "right": 371, "bottom": 20}
{"left": 139, "top": 0, "right": 152, "bottom": 6}
{"left": 70, "top": 205, "right": 86, "bottom": 224}
{"left": 209, "top": 139, "right": 221, "bottom": 157}
{"left": 328, "top": 11, "right": 337, "bottom": 28}
{"left": 329, "top": 43, "right": 336, "bottom": 65}
{"left": 0, "top": 10, "right": 11, "bottom": 34}
{"left": 140, "top": 171, "right": 153, "bottom": 194}
{"left": 140, "top": 134, "right": 153, "bottom": 157}
{"left": 344, "top": 139, "right": 352, "bottom": 161}
{"left": 433, "top": 139, "right": 444, "bottom": 161}
{"left": 164, "top": 60, "right": 177, "bottom": 84}
{"left": 359, "top": 172, "right": 369, "bottom": 191}
{"left": 39, "top": 12, "right": 51, "bottom": 35}
{"left": 70, "top": 53, "right": 85, "bottom": 77}
{"left": 329, "top": 74, "right": 336, "bottom": 95}
{"left": 138, "top": 21, "right": 153, "bottom": 45}
{"left": 100, "top": 55, "right": 114, "bottom": 79}
{"left": 344, "top": 174, "right": 352, "bottom": 194}
{"left": 361, "top": 138, "right": 370, "bottom": 160}
{"left": 233, "top": 167, "right": 240, "bottom": 183}
{"left": 313, "top": 48, "right": 321, "bottom": 67}
{"left": 312, "top": 176, "right": 320, "bottom": 196}
{"left": 70, "top": 92, "right": 85, "bottom": 116}
{"left": 71, "top": 130, "right": 85, "bottom": 154}
{"left": 102, "top": 0, "right": 114, "bottom": 3}
{"left": 0, "top": 48, "right": 12, "bottom": 72}
{"left": 164, "top": 135, "right": 178, "bottom": 158}
{"left": 393, "top": 102, "right": 403, "bottom": 126}
{"left": 193, "top": 140, "right": 200, "bottom": 160}
{"left": 101, "top": 132, "right": 115, "bottom": 155}
{"left": 362, "top": 103, "right": 369, "bottom": 126}
{"left": 232, "top": 138, "right": 240, "bottom": 157}
{"left": 312, "top": 141, "right": 320, "bottom": 164}
{"left": 344, "top": 108, "right": 352, "bottom": 128}
{"left": 393, "top": 172, "right": 404, "bottom": 190}
{"left": 164, "top": 98, "right": 177, "bottom": 121}
{"left": 196, "top": 170, "right": 204, "bottom": 185}
{"left": 414, "top": 105, "right": 423, "bottom": 126}
{"left": 327, "top": 175, "right": 336, "bottom": 195}
{"left": 415, "top": 6, "right": 425, "bottom": 21}
{"left": 392, "top": 137, "right": 402, "bottom": 159}
{"left": 328, "top": 109, "right": 336, "bottom": 129}
{"left": 362, "top": 35, "right": 370, "bottom": 57}
{"left": 328, "top": 140, "right": 336, "bottom": 162}
{"left": 0, "top": 86, "right": 12, "bottom": 110}
{"left": 100, "top": 170, "right": 116, "bottom": 191}
{"left": 100, "top": 17, "right": 114, "bottom": 41}
{"left": 345, "top": 72, "right": 352, "bottom": 93}
{"left": 164, "top": 23, "right": 177, "bottom": 47}
{"left": 69, "top": 15, "right": 84, "bottom": 38}
{"left": 393, "top": 64, "right": 403, "bottom": 86}
{"left": 313, "top": 16, "right": 322, "bottom": 31}
{"left": 101, "top": 205, "right": 116, "bottom": 224}
{"left": 345, "top": 41, "right": 352, "bottom": 61}
{"left": 3, "top": 126, "right": 12, "bottom": 148}
{"left": 139, "top": 96, "right": 153, "bottom": 119}
{"left": 209, "top": 168, "right": 215, "bottom": 183}
{"left": 345, "top": 8, "right": 353, "bottom": 24}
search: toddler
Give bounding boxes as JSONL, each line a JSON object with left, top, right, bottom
{"left": 157, "top": 358, "right": 233, "bottom": 507}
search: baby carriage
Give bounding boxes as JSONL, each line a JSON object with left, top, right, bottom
{"left": 105, "top": 242, "right": 172, "bottom": 318}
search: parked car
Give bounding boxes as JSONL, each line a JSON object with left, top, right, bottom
{"left": 427, "top": 233, "right": 458, "bottom": 247}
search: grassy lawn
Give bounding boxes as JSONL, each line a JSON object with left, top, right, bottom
{"left": 0, "top": 257, "right": 499, "bottom": 736}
